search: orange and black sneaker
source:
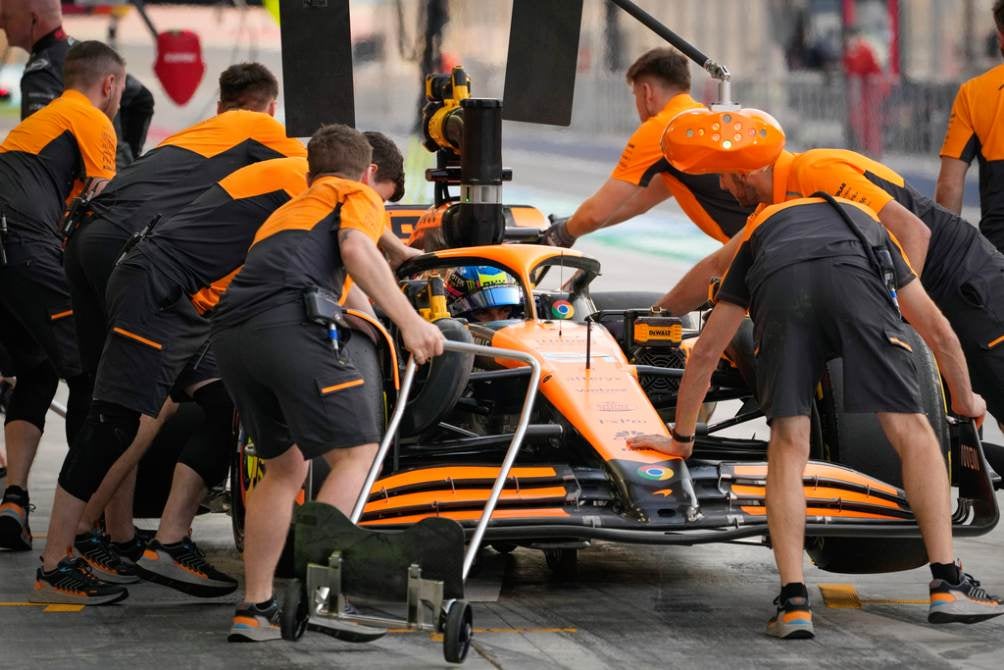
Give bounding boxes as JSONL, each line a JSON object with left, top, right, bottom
{"left": 30, "top": 556, "right": 129, "bottom": 605}
{"left": 135, "top": 537, "right": 238, "bottom": 597}
{"left": 766, "top": 593, "right": 814, "bottom": 639}
{"left": 929, "top": 573, "right": 1004, "bottom": 624}
{"left": 228, "top": 598, "right": 282, "bottom": 642}
{"left": 74, "top": 530, "right": 141, "bottom": 584}
{"left": 0, "top": 485, "right": 33, "bottom": 551}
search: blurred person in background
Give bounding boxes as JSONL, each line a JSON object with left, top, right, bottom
{"left": 936, "top": 0, "right": 1004, "bottom": 254}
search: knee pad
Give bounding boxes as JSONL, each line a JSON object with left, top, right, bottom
{"left": 177, "top": 381, "right": 235, "bottom": 488}
{"left": 3, "top": 359, "right": 59, "bottom": 431}
{"left": 57, "top": 401, "right": 140, "bottom": 502}
{"left": 63, "top": 373, "right": 94, "bottom": 443}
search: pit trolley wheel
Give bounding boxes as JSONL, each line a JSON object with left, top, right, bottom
{"left": 442, "top": 600, "right": 473, "bottom": 664}
{"left": 281, "top": 578, "right": 308, "bottom": 641}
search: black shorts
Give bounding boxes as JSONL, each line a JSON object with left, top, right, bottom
{"left": 749, "top": 260, "right": 922, "bottom": 422}
{"left": 213, "top": 305, "right": 381, "bottom": 461}
{"left": 0, "top": 241, "right": 82, "bottom": 379}
{"left": 934, "top": 246, "right": 1004, "bottom": 422}
{"left": 93, "top": 259, "right": 218, "bottom": 417}
{"left": 63, "top": 218, "right": 132, "bottom": 374}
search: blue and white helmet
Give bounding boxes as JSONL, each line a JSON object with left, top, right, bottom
{"left": 445, "top": 266, "right": 522, "bottom": 319}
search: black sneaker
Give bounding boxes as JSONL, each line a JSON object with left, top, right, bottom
{"left": 766, "top": 594, "right": 815, "bottom": 639}
{"left": 111, "top": 535, "right": 148, "bottom": 565}
{"left": 929, "top": 573, "right": 1004, "bottom": 624}
{"left": 228, "top": 599, "right": 281, "bottom": 642}
{"left": 74, "top": 530, "right": 140, "bottom": 584}
{"left": 0, "top": 486, "right": 32, "bottom": 551}
{"left": 135, "top": 537, "right": 238, "bottom": 597}
{"left": 30, "top": 556, "right": 129, "bottom": 605}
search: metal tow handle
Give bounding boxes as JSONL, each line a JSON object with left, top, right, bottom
{"left": 349, "top": 340, "right": 542, "bottom": 581}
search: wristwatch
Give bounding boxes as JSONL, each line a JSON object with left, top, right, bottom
{"left": 671, "top": 427, "right": 695, "bottom": 444}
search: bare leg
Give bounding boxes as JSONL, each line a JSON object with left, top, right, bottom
{"left": 41, "top": 487, "right": 88, "bottom": 570}
{"left": 877, "top": 412, "right": 953, "bottom": 564}
{"left": 765, "top": 416, "right": 811, "bottom": 586}
{"left": 316, "top": 443, "right": 378, "bottom": 515}
{"left": 103, "top": 467, "right": 137, "bottom": 543}
{"left": 242, "top": 446, "right": 308, "bottom": 604}
{"left": 76, "top": 402, "right": 176, "bottom": 535}
{"left": 154, "top": 464, "right": 207, "bottom": 544}
{"left": 3, "top": 420, "right": 41, "bottom": 490}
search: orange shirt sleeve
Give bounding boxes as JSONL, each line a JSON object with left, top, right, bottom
{"left": 339, "top": 186, "right": 386, "bottom": 243}
{"left": 791, "top": 153, "right": 894, "bottom": 214}
{"left": 610, "top": 118, "right": 666, "bottom": 187}
{"left": 940, "top": 82, "right": 979, "bottom": 163}
{"left": 72, "top": 108, "right": 117, "bottom": 180}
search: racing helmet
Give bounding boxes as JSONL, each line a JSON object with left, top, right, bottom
{"left": 660, "top": 107, "right": 785, "bottom": 175}
{"left": 445, "top": 266, "right": 522, "bottom": 321}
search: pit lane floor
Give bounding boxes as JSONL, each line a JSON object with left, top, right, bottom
{"left": 3, "top": 239, "right": 1004, "bottom": 669}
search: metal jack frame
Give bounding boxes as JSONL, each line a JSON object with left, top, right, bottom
{"left": 293, "top": 340, "right": 541, "bottom": 664}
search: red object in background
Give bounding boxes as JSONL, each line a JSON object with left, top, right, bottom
{"left": 154, "top": 30, "right": 205, "bottom": 105}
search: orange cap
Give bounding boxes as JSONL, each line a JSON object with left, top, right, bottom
{"left": 661, "top": 107, "right": 785, "bottom": 175}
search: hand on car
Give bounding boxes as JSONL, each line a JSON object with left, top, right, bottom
{"left": 626, "top": 434, "right": 694, "bottom": 459}
{"left": 541, "top": 215, "right": 576, "bottom": 248}
{"left": 952, "top": 392, "right": 987, "bottom": 429}
{"left": 403, "top": 319, "right": 445, "bottom": 365}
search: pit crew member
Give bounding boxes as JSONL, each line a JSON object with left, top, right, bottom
{"left": 30, "top": 63, "right": 306, "bottom": 601}
{"left": 656, "top": 112, "right": 1004, "bottom": 433}
{"left": 210, "top": 124, "right": 443, "bottom": 641}
{"left": 935, "top": 0, "right": 1004, "bottom": 252}
{"left": 0, "top": 41, "right": 123, "bottom": 553}
{"left": 633, "top": 108, "right": 1004, "bottom": 638}
{"left": 541, "top": 47, "right": 753, "bottom": 248}
{"left": 0, "top": 0, "right": 154, "bottom": 167}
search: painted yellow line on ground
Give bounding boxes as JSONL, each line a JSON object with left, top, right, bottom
{"left": 819, "top": 584, "right": 928, "bottom": 608}
{"left": 43, "top": 604, "right": 85, "bottom": 613}
{"left": 0, "top": 602, "right": 85, "bottom": 612}
{"left": 819, "top": 583, "right": 862, "bottom": 608}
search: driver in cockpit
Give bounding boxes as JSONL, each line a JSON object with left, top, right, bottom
{"left": 445, "top": 266, "right": 523, "bottom": 323}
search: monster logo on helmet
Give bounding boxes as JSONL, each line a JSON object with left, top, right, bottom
{"left": 445, "top": 266, "right": 523, "bottom": 322}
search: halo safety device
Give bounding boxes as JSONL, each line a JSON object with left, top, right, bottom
{"left": 660, "top": 107, "right": 785, "bottom": 175}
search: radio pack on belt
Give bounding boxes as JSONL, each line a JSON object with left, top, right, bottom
{"left": 115, "top": 214, "right": 162, "bottom": 267}
{"left": 303, "top": 286, "right": 352, "bottom": 356}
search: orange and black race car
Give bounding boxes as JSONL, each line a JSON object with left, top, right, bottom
{"left": 231, "top": 235, "right": 1000, "bottom": 578}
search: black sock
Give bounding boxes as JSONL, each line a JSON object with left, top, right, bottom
{"left": 780, "top": 582, "right": 809, "bottom": 602}
{"left": 930, "top": 562, "right": 962, "bottom": 584}
{"left": 254, "top": 598, "right": 276, "bottom": 611}
{"left": 2, "top": 485, "right": 28, "bottom": 504}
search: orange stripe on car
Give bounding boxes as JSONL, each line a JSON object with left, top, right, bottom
{"left": 49, "top": 310, "right": 73, "bottom": 321}
{"left": 370, "top": 466, "right": 558, "bottom": 494}
{"left": 361, "top": 507, "right": 569, "bottom": 526}
{"left": 320, "top": 378, "right": 364, "bottom": 395}
{"left": 112, "top": 327, "right": 163, "bottom": 350}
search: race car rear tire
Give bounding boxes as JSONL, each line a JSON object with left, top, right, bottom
{"left": 807, "top": 325, "right": 948, "bottom": 574}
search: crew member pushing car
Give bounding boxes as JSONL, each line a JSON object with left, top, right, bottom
{"left": 541, "top": 47, "right": 753, "bottom": 248}
{"left": 0, "top": 41, "right": 123, "bottom": 553}
{"left": 632, "top": 108, "right": 1004, "bottom": 638}
{"left": 210, "top": 124, "right": 444, "bottom": 642}
{"left": 656, "top": 114, "right": 1004, "bottom": 434}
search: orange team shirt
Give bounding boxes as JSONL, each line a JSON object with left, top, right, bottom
{"left": 88, "top": 109, "right": 306, "bottom": 236}
{"left": 0, "top": 89, "right": 116, "bottom": 241}
{"left": 611, "top": 92, "right": 753, "bottom": 242}
{"left": 768, "top": 148, "right": 982, "bottom": 295}
{"left": 211, "top": 175, "right": 385, "bottom": 331}
{"left": 135, "top": 156, "right": 310, "bottom": 314}
{"left": 940, "top": 63, "right": 1004, "bottom": 241}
